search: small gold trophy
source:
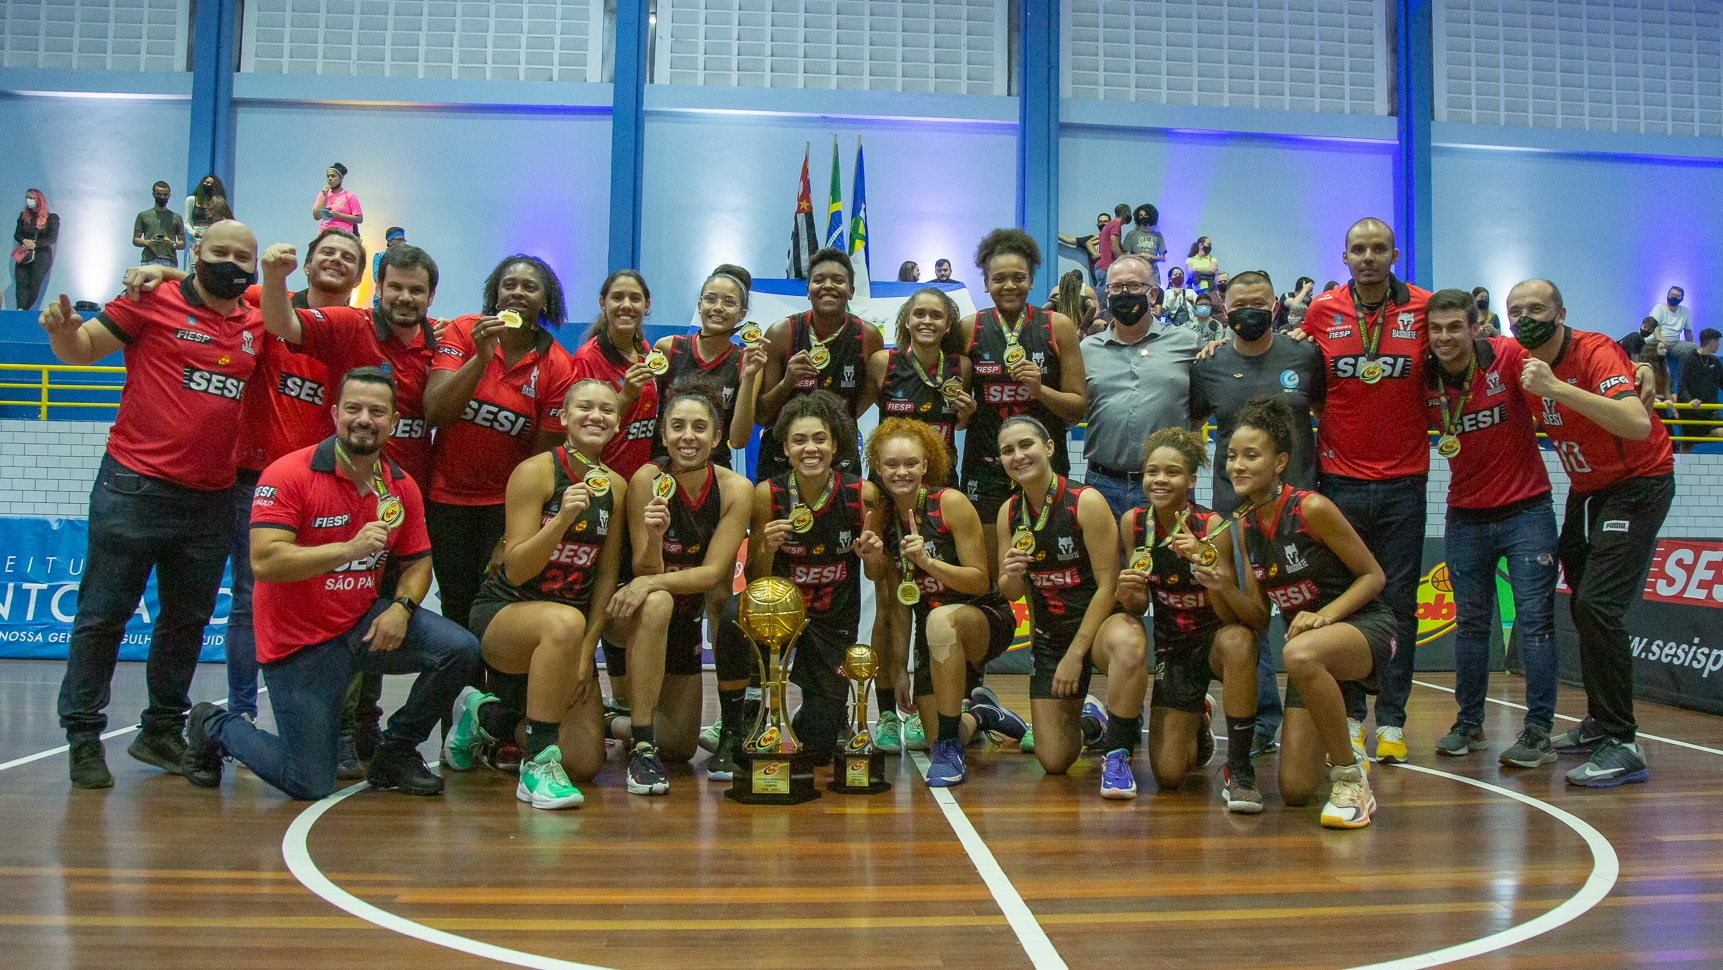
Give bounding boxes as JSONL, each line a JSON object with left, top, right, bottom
{"left": 828, "top": 645, "right": 892, "bottom": 794}
{"left": 726, "top": 576, "right": 820, "bottom": 805}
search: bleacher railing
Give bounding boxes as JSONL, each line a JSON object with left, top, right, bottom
{"left": 0, "top": 364, "right": 126, "bottom": 420}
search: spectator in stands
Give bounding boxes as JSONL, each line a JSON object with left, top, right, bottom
{"left": 1473, "top": 286, "right": 1501, "bottom": 337}
{"left": 1162, "top": 266, "right": 1193, "bottom": 329}
{"left": 134, "top": 182, "right": 185, "bottom": 268}
{"left": 1652, "top": 286, "right": 1694, "bottom": 383}
{"left": 185, "top": 174, "right": 228, "bottom": 267}
{"left": 1186, "top": 236, "right": 1219, "bottom": 293}
{"left": 1045, "top": 269, "right": 1100, "bottom": 336}
{"left": 372, "top": 226, "right": 406, "bottom": 308}
{"left": 1187, "top": 289, "right": 1223, "bottom": 343}
{"left": 1280, "top": 276, "right": 1315, "bottom": 331}
{"left": 314, "top": 162, "right": 363, "bottom": 232}
{"left": 1677, "top": 328, "right": 1723, "bottom": 449}
{"left": 1322, "top": 280, "right": 1339, "bottom": 293}
{"left": 1121, "top": 204, "right": 1167, "bottom": 284}
{"left": 1636, "top": 334, "right": 1673, "bottom": 407}
{"left": 933, "top": 259, "right": 953, "bottom": 282}
{"left": 13, "top": 188, "right": 57, "bottom": 310}
{"left": 897, "top": 260, "right": 920, "bottom": 282}
{"left": 1057, "top": 212, "right": 1109, "bottom": 285}
{"left": 1095, "top": 203, "right": 1129, "bottom": 283}
{"left": 1621, "top": 316, "right": 1657, "bottom": 360}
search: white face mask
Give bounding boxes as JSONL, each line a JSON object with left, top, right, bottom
{"left": 24, "top": 200, "right": 37, "bottom": 209}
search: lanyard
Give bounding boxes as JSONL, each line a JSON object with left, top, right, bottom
{"left": 999, "top": 306, "right": 1027, "bottom": 346}
{"left": 907, "top": 348, "right": 946, "bottom": 390}
{"left": 1348, "top": 280, "right": 1393, "bottom": 361}
{"left": 1155, "top": 506, "right": 1191, "bottom": 547}
{"left": 334, "top": 440, "right": 387, "bottom": 499}
{"left": 900, "top": 487, "right": 926, "bottom": 583}
{"left": 1436, "top": 355, "right": 1478, "bottom": 437}
{"left": 789, "top": 470, "right": 837, "bottom": 515}
{"left": 1018, "top": 475, "right": 1060, "bottom": 536}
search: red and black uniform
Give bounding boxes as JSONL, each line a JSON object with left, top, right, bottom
{"left": 1241, "top": 487, "right": 1399, "bottom": 708}
{"left": 468, "top": 446, "right": 614, "bottom": 641}
{"left": 1531, "top": 327, "right": 1676, "bottom": 743}
{"left": 570, "top": 333, "right": 660, "bottom": 481}
{"left": 879, "top": 347, "right": 964, "bottom": 454}
{"left": 1006, "top": 477, "right": 1098, "bottom": 700}
{"left": 1124, "top": 504, "right": 1224, "bottom": 713}
{"left": 236, "top": 290, "right": 332, "bottom": 476}
{"left": 429, "top": 319, "right": 574, "bottom": 506}
{"left": 295, "top": 304, "right": 439, "bottom": 490}
{"left": 1306, "top": 277, "right": 1432, "bottom": 480}
{"left": 964, "top": 306, "right": 1068, "bottom": 514}
{"left": 653, "top": 334, "right": 740, "bottom": 469}
{"left": 768, "top": 470, "right": 865, "bottom": 699}
{"left": 652, "top": 458, "right": 724, "bottom": 677}
{"left": 882, "top": 488, "right": 1014, "bottom": 699}
{"left": 1425, "top": 337, "right": 1550, "bottom": 516}
{"left": 758, "top": 313, "right": 867, "bottom": 480}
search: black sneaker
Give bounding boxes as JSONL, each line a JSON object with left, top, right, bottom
{"left": 182, "top": 702, "right": 225, "bottom": 788}
{"left": 335, "top": 733, "right": 366, "bottom": 779}
{"left": 1194, "top": 695, "right": 1215, "bottom": 768}
{"left": 1550, "top": 717, "right": 1606, "bottom": 754}
{"left": 1249, "top": 731, "right": 1279, "bottom": 758}
{"left": 627, "top": 742, "right": 669, "bottom": 795}
{"left": 707, "top": 733, "right": 741, "bottom": 782}
{"left": 1499, "top": 724, "right": 1557, "bottom": 768}
{"left": 68, "top": 734, "right": 113, "bottom": 789}
{"left": 1564, "top": 737, "right": 1648, "bottom": 787}
{"left": 1434, "top": 721, "right": 1487, "bottom": 757}
{"left": 128, "top": 722, "right": 187, "bottom": 775}
{"left": 368, "top": 744, "right": 445, "bottom": 796}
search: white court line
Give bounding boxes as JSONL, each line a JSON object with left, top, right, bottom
{"left": 909, "top": 751, "right": 1069, "bottom": 970}
{"left": 1411, "top": 678, "right": 1723, "bottom": 757}
{"left": 1340, "top": 762, "right": 1620, "bottom": 970}
{"left": 0, "top": 689, "right": 266, "bottom": 773}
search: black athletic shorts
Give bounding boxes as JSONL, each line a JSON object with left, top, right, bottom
{"left": 1028, "top": 617, "right": 1096, "bottom": 701}
{"left": 911, "top": 593, "right": 1016, "bottom": 699}
{"left": 1150, "top": 625, "right": 1229, "bottom": 714}
{"left": 789, "top": 617, "right": 855, "bottom": 701}
{"left": 1283, "top": 601, "right": 1395, "bottom": 709}
{"left": 664, "top": 594, "right": 707, "bottom": 678}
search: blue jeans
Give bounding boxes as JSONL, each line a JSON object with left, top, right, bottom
{"left": 58, "top": 454, "right": 232, "bottom": 736}
{"left": 1254, "top": 623, "right": 1284, "bottom": 739}
{"left": 206, "top": 599, "right": 480, "bottom": 800}
{"left": 1445, "top": 502, "right": 1560, "bottom": 731}
{"left": 1319, "top": 473, "right": 1427, "bottom": 729}
{"left": 224, "top": 469, "right": 261, "bottom": 720}
{"left": 1083, "top": 468, "right": 1141, "bottom": 521}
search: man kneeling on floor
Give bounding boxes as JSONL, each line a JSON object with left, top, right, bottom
{"left": 183, "top": 367, "right": 480, "bottom": 799}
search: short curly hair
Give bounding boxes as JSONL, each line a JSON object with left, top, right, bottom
{"left": 1140, "top": 427, "right": 1209, "bottom": 475}
{"left": 866, "top": 418, "right": 951, "bottom": 488}
{"left": 1235, "top": 396, "right": 1295, "bottom": 457}
{"left": 773, "top": 388, "right": 856, "bottom": 467}
{"left": 974, "top": 227, "right": 1042, "bottom": 276}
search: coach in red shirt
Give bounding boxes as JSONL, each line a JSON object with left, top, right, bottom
{"left": 1302, "top": 217, "right": 1431, "bottom": 762}
{"left": 43, "top": 220, "right": 266, "bottom": 789}
{"left": 1422, "top": 289, "right": 1561, "bottom": 768}
{"left": 1508, "top": 279, "right": 1674, "bottom": 788}
{"left": 182, "top": 367, "right": 480, "bottom": 799}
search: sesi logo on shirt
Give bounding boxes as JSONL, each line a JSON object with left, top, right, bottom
{"left": 1331, "top": 355, "right": 1413, "bottom": 381}
{"left": 277, "top": 373, "right": 326, "bottom": 405}
{"left": 181, "top": 366, "right": 246, "bottom": 399}
{"left": 461, "top": 398, "right": 532, "bottom": 436}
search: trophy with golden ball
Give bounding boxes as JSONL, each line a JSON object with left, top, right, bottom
{"left": 828, "top": 645, "right": 892, "bottom": 794}
{"left": 726, "top": 576, "right": 820, "bottom": 805}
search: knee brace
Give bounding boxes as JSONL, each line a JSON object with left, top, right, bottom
{"left": 925, "top": 608, "right": 959, "bottom": 665}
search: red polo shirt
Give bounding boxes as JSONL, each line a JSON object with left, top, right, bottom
{"left": 249, "top": 438, "right": 430, "bottom": 663}
{"left": 428, "top": 317, "right": 574, "bottom": 505}
{"left": 1306, "top": 277, "right": 1432, "bottom": 480}
{"left": 235, "top": 289, "right": 333, "bottom": 473}
{"left": 1527, "top": 327, "right": 1674, "bottom": 493}
{"left": 295, "top": 304, "right": 439, "bottom": 490}
{"left": 97, "top": 276, "right": 266, "bottom": 491}
{"left": 568, "top": 333, "right": 659, "bottom": 480}
{"left": 1425, "top": 337, "right": 1550, "bottom": 511}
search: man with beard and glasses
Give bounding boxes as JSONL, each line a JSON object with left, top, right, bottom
{"left": 41, "top": 220, "right": 267, "bottom": 790}
{"left": 181, "top": 368, "right": 480, "bottom": 799}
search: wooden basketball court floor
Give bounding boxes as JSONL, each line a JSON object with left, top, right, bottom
{"left": 3, "top": 660, "right": 1723, "bottom": 969}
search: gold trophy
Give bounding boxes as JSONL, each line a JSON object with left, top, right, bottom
{"left": 828, "top": 645, "right": 892, "bottom": 795}
{"left": 725, "top": 576, "right": 821, "bottom": 805}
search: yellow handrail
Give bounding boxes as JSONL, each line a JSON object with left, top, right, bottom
{"left": 0, "top": 363, "right": 126, "bottom": 420}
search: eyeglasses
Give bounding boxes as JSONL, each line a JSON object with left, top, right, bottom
{"left": 699, "top": 295, "right": 741, "bottom": 310}
{"left": 1103, "top": 282, "right": 1148, "bottom": 296}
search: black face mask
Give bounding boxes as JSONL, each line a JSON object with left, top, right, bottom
{"left": 1109, "top": 291, "right": 1150, "bottom": 327}
{"left": 1228, "top": 307, "right": 1273, "bottom": 341}
{"left": 1669, "top": 295, "right": 1684, "bottom": 307}
{"left": 196, "top": 258, "right": 256, "bottom": 300}
{"left": 1475, "top": 298, "right": 1489, "bottom": 312}
{"left": 1135, "top": 218, "right": 1150, "bottom": 227}
{"left": 153, "top": 196, "right": 169, "bottom": 208}
{"left": 1513, "top": 314, "right": 1560, "bottom": 351}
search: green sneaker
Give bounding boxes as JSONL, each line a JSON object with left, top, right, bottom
{"left": 698, "top": 715, "right": 722, "bottom": 754}
{"left": 874, "top": 709, "right": 904, "bottom": 753}
{"left": 516, "top": 745, "right": 583, "bottom": 809}
{"left": 442, "top": 688, "right": 497, "bottom": 772}
{"left": 904, "top": 711, "right": 928, "bottom": 751}
{"left": 1020, "top": 722, "right": 1035, "bottom": 752}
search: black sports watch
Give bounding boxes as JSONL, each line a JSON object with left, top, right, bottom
{"left": 391, "top": 596, "right": 418, "bottom": 616}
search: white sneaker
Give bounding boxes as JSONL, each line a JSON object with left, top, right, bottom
{"left": 1321, "top": 761, "right": 1375, "bottom": 829}
{"left": 1348, "top": 718, "right": 1368, "bottom": 764}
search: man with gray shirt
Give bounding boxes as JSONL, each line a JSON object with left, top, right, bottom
{"left": 1080, "top": 254, "right": 1204, "bottom": 518}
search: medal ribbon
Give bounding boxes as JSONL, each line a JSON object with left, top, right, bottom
{"left": 1156, "top": 507, "right": 1190, "bottom": 547}
{"left": 1017, "top": 474, "right": 1061, "bottom": 538}
{"left": 1207, "top": 484, "right": 1286, "bottom": 548}
{"left": 907, "top": 348, "right": 946, "bottom": 390}
{"left": 806, "top": 316, "right": 840, "bottom": 368}
{"left": 335, "top": 440, "right": 388, "bottom": 501}
{"left": 900, "top": 486, "right": 926, "bottom": 586}
{"left": 1348, "top": 280, "right": 1393, "bottom": 361}
{"left": 788, "top": 470, "right": 838, "bottom": 517}
{"left": 998, "top": 306, "right": 1027, "bottom": 347}
{"left": 565, "top": 445, "right": 608, "bottom": 476}
{"left": 1436, "top": 354, "right": 1479, "bottom": 438}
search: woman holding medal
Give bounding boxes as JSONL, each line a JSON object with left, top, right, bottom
{"left": 1188, "top": 397, "right": 1395, "bottom": 828}
{"left": 995, "top": 416, "right": 1121, "bottom": 788}
{"left": 963, "top": 229, "right": 1088, "bottom": 581}
{"left": 709, "top": 390, "right": 890, "bottom": 776}
{"left": 602, "top": 381, "right": 753, "bottom": 795}
{"left": 444, "top": 379, "right": 629, "bottom": 809}
{"left": 1100, "top": 427, "right": 1261, "bottom": 808}
{"left": 649, "top": 268, "right": 766, "bottom": 470}
{"left": 866, "top": 419, "right": 1025, "bottom": 787}
{"left": 570, "top": 270, "right": 662, "bottom": 481}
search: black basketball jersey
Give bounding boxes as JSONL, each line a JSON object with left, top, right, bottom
{"left": 768, "top": 470, "right": 864, "bottom": 637}
{"left": 758, "top": 313, "right": 867, "bottom": 481}
{"left": 1243, "top": 488, "right": 1358, "bottom": 617}
{"left": 883, "top": 487, "right": 974, "bottom": 613}
{"left": 963, "top": 305, "right": 1069, "bottom": 499}
{"left": 1005, "top": 476, "right": 1096, "bottom": 628}
{"left": 653, "top": 334, "right": 738, "bottom": 469}
{"left": 1125, "top": 504, "right": 1223, "bottom": 641}
{"left": 879, "top": 346, "right": 963, "bottom": 452}
{"left": 479, "top": 446, "right": 613, "bottom": 613}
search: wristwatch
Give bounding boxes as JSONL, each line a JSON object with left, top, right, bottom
{"left": 391, "top": 595, "right": 418, "bottom": 616}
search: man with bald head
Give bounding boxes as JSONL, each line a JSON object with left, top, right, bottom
{"left": 1300, "top": 217, "right": 1432, "bottom": 764}
{"left": 1507, "top": 278, "right": 1674, "bottom": 786}
{"left": 41, "top": 219, "right": 268, "bottom": 789}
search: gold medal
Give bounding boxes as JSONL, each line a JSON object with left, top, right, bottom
{"left": 644, "top": 350, "right": 669, "bottom": 375}
{"left": 739, "top": 321, "right": 763, "bottom": 344}
{"left": 1130, "top": 546, "right": 1153, "bottom": 572}
{"left": 809, "top": 344, "right": 831, "bottom": 370}
{"left": 1003, "top": 343, "right": 1026, "bottom": 367}
{"left": 1358, "top": 359, "right": 1384, "bottom": 385}
{"left": 789, "top": 504, "right": 815, "bottom": 533}
{"left": 1195, "top": 541, "right": 1219, "bottom": 567}
{"left": 896, "top": 580, "right": 920, "bottom": 605}
{"left": 653, "top": 472, "right": 677, "bottom": 500}
{"left": 584, "top": 470, "right": 610, "bottom": 496}
{"left": 498, "top": 308, "right": 524, "bottom": 329}
{"left": 1011, "top": 527, "right": 1036, "bottom": 554}
{"left": 941, "top": 377, "right": 964, "bottom": 400}
{"left": 1436, "top": 434, "right": 1461, "bottom": 459}
{"left": 377, "top": 494, "right": 404, "bottom": 530}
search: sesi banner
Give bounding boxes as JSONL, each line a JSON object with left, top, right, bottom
{"left": 1641, "top": 538, "right": 1723, "bottom": 607}
{"left": 0, "top": 516, "right": 230, "bottom": 661}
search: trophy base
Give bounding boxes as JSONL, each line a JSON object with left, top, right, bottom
{"left": 725, "top": 750, "right": 821, "bottom": 805}
{"left": 827, "top": 750, "right": 892, "bottom": 795}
